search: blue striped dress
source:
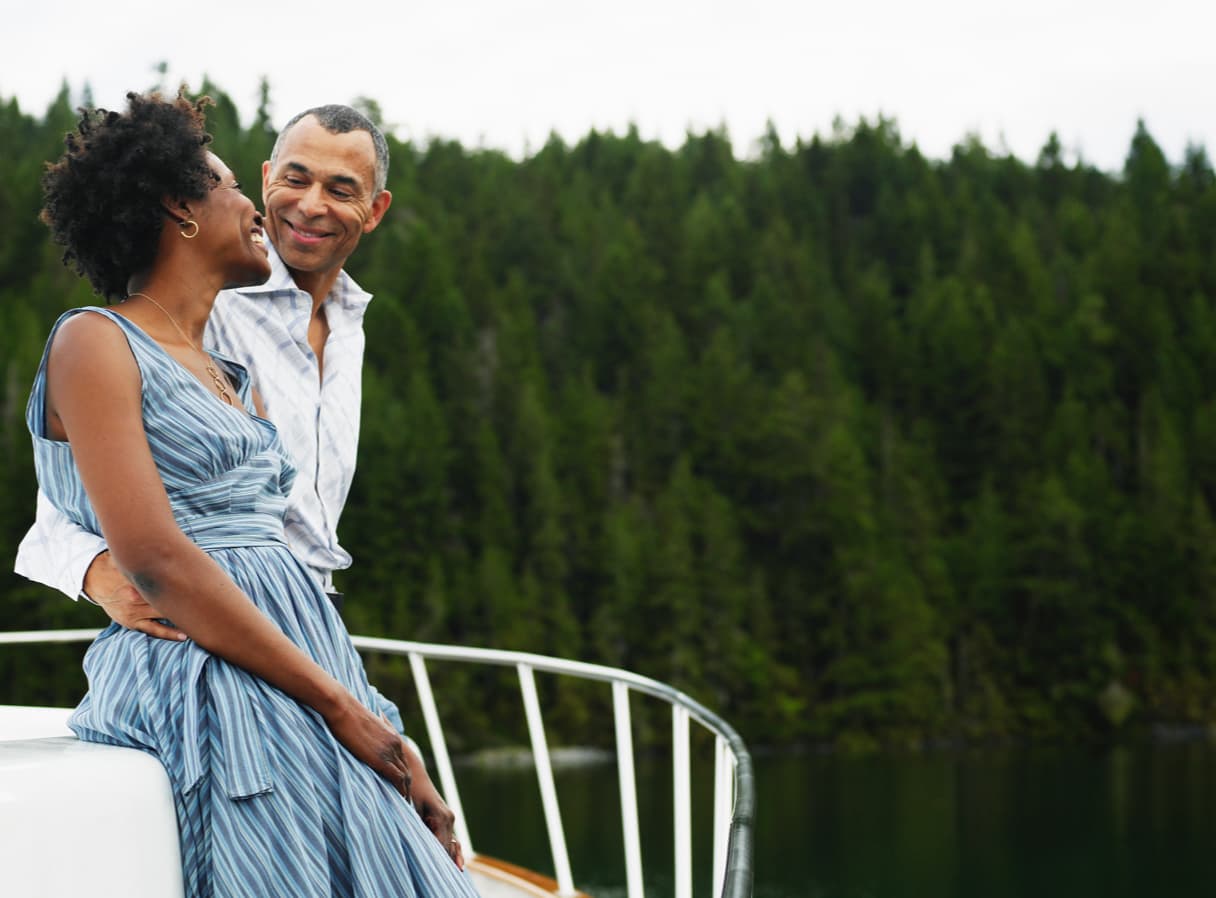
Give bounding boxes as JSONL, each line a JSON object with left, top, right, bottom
{"left": 27, "top": 308, "right": 480, "bottom": 898}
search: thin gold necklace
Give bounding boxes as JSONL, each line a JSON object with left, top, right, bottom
{"left": 126, "top": 291, "right": 233, "bottom": 405}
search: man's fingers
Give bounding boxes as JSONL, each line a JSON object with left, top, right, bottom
{"left": 94, "top": 589, "right": 184, "bottom": 640}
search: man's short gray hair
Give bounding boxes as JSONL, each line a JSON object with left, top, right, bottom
{"left": 270, "top": 105, "right": 390, "bottom": 194}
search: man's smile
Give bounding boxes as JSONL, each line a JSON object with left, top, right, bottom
{"left": 283, "top": 219, "right": 333, "bottom": 244}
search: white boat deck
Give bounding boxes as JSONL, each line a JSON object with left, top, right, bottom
{"left": 0, "top": 704, "right": 74, "bottom": 740}
{"left": 0, "top": 708, "right": 185, "bottom": 898}
{"left": 0, "top": 706, "right": 578, "bottom": 898}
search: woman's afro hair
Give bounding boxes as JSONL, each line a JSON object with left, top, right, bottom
{"left": 41, "top": 90, "right": 217, "bottom": 300}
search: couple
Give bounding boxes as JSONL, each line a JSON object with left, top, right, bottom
{"left": 17, "top": 91, "right": 479, "bottom": 897}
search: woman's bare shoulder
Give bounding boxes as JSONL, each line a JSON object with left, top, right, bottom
{"left": 45, "top": 308, "right": 143, "bottom": 398}
{"left": 48, "top": 309, "right": 135, "bottom": 361}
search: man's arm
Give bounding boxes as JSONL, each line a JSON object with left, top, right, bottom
{"left": 16, "top": 488, "right": 187, "bottom": 640}
{"left": 15, "top": 488, "right": 106, "bottom": 598}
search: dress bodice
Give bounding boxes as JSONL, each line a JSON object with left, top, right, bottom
{"left": 26, "top": 307, "right": 297, "bottom": 550}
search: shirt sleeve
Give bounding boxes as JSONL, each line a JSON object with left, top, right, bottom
{"left": 13, "top": 489, "right": 107, "bottom": 599}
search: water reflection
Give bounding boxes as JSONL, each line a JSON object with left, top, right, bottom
{"left": 453, "top": 740, "right": 1216, "bottom": 898}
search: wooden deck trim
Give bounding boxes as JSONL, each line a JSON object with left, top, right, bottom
{"left": 467, "top": 854, "right": 593, "bottom": 898}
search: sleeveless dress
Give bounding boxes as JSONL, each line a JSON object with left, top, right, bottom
{"left": 27, "top": 307, "right": 479, "bottom": 898}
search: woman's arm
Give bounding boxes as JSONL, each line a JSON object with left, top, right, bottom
{"left": 45, "top": 312, "right": 411, "bottom": 794}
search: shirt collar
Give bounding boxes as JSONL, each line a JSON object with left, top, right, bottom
{"left": 235, "top": 241, "right": 373, "bottom": 314}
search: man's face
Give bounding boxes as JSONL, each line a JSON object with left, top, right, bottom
{"left": 261, "top": 116, "right": 391, "bottom": 282}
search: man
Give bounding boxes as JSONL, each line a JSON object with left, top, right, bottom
{"left": 17, "top": 104, "right": 390, "bottom": 637}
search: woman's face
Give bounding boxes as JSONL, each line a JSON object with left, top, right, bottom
{"left": 195, "top": 152, "right": 271, "bottom": 289}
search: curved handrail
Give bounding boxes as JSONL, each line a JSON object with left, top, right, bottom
{"left": 0, "top": 629, "right": 754, "bottom": 898}
{"left": 352, "top": 636, "right": 755, "bottom": 898}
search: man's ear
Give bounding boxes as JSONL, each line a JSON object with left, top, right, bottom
{"left": 362, "top": 190, "right": 392, "bottom": 234}
{"left": 261, "top": 160, "right": 272, "bottom": 204}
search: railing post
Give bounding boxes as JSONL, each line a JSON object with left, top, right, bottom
{"left": 518, "top": 663, "right": 576, "bottom": 896}
{"left": 408, "top": 652, "right": 473, "bottom": 854}
{"left": 712, "top": 735, "right": 735, "bottom": 897}
{"left": 673, "top": 705, "right": 693, "bottom": 898}
{"left": 613, "top": 681, "right": 645, "bottom": 898}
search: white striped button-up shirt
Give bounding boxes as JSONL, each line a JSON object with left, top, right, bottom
{"left": 15, "top": 243, "right": 371, "bottom": 596}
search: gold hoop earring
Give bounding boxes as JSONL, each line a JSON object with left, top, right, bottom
{"left": 180, "top": 220, "right": 200, "bottom": 239}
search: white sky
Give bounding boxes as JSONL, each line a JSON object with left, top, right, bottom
{"left": 5, "top": 1, "right": 1214, "bottom": 172}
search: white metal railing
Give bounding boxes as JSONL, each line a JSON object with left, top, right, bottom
{"left": 0, "top": 630, "right": 755, "bottom": 898}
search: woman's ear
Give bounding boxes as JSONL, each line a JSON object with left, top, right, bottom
{"left": 159, "top": 196, "right": 195, "bottom": 227}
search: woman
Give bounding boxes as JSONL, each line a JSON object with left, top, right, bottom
{"left": 30, "top": 91, "right": 478, "bottom": 897}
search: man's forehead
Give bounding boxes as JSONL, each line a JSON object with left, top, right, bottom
{"left": 273, "top": 119, "right": 376, "bottom": 181}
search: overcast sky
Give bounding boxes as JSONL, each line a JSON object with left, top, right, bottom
{"left": 6, "top": 1, "right": 1213, "bottom": 172}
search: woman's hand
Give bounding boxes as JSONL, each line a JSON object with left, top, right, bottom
{"left": 410, "top": 769, "right": 464, "bottom": 870}
{"left": 326, "top": 706, "right": 464, "bottom": 868}
{"left": 322, "top": 698, "right": 413, "bottom": 799}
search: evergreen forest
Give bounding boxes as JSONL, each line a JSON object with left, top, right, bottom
{"left": 1, "top": 79, "right": 1215, "bottom": 754}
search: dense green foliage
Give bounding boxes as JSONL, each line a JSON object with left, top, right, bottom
{"left": 2, "top": 81, "right": 1215, "bottom": 752}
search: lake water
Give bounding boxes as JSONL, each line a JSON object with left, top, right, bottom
{"left": 454, "top": 739, "right": 1216, "bottom": 898}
